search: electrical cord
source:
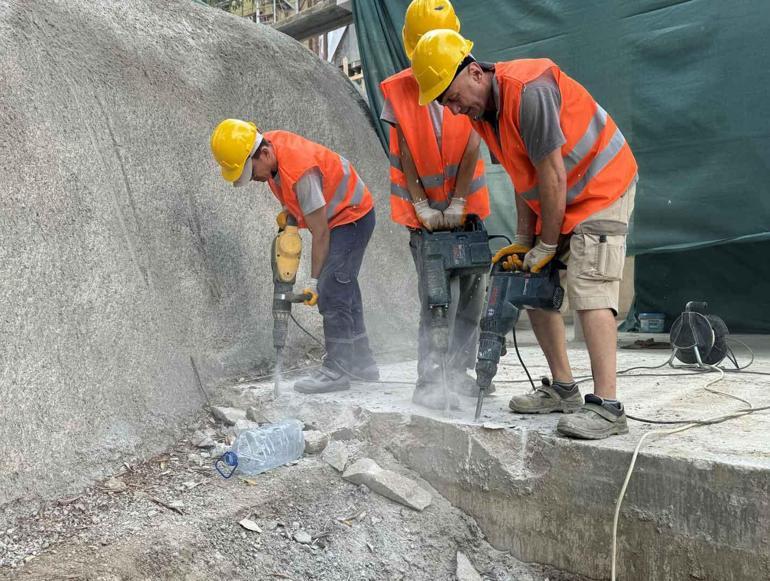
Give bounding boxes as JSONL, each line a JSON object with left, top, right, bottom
{"left": 288, "top": 304, "right": 769, "bottom": 581}
{"left": 502, "top": 316, "right": 769, "bottom": 580}
{"left": 606, "top": 326, "right": 769, "bottom": 581}
{"left": 512, "top": 324, "right": 536, "bottom": 391}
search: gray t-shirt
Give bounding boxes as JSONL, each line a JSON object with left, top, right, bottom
{"left": 518, "top": 71, "right": 566, "bottom": 164}
{"left": 380, "top": 98, "right": 444, "bottom": 150}
{"left": 487, "top": 69, "right": 566, "bottom": 164}
{"left": 274, "top": 168, "right": 325, "bottom": 216}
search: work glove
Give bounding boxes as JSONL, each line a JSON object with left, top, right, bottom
{"left": 413, "top": 199, "right": 445, "bottom": 231}
{"left": 443, "top": 197, "right": 467, "bottom": 229}
{"left": 523, "top": 241, "right": 558, "bottom": 273}
{"left": 302, "top": 278, "right": 318, "bottom": 306}
{"left": 491, "top": 234, "right": 533, "bottom": 271}
{"left": 276, "top": 208, "right": 288, "bottom": 230}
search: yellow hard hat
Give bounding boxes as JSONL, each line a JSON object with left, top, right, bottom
{"left": 411, "top": 29, "right": 473, "bottom": 106}
{"left": 402, "top": 0, "right": 460, "bottom": 61}
{"left": 210, "top": 119, "right": 263, "bottom": 184}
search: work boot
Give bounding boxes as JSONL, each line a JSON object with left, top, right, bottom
{"left": 411, "top": 381, "right": 460, "bottom": 410}
{"left": 508, "top": 378, "right": 582, "bottom": 414}
{"left": 293, "top": 366, "right": 350, "bottom": 394}
{"left": 450, "top": 369, "right": 496, "bottom": 397}
{"left": 557, "top": 394, "right": 629, "bottom": 439}
{"left": 347, "top": 361, "right": 380, "bottom": 382}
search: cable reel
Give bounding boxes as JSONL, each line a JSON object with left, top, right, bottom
{"left": 669, "top": 301, "right": 729, "bottom": 366}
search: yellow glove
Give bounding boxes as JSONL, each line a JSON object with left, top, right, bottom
{"left": 276, "top": 209, "right": 288, "bottom": 230}
{"left": 491, "top": 234, "right": 533, "bottom": 271}
{"left": 523, "top": 241, "right": 558, "bottom": 273}
{"left": 303, "top": 278, "right": 318, "bottom": 306}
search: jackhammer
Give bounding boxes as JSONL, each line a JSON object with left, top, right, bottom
{"left": 271, "top": 214, "right": 311, "bottom": 397}
{"left": 474, "top": 260, "right": 564, "bottom": 420}
{"left": 415, "top": 216, "right": 491, "bottom": 409}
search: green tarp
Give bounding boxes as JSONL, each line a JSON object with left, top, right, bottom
{"left": 353, "top": 0, "right": 770, "bottom": 332}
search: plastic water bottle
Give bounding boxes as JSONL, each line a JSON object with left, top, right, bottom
{"left": 215, "top": 419, "right": 305, "bottom": 478}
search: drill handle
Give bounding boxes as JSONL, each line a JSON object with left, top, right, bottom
{"left": 286, "top": 291, "right": 312, "bottom": 304}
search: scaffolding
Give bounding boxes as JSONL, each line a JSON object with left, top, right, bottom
{"left": 204, "top": 0, "right": 326, "bottom": 24}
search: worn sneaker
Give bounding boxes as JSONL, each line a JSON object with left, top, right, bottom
{"left": 412, "top": 382, "right": 460, "bottom": 410}
{"left": 557, "top": 394, "right": 629, "bottom": 439}
{"left": 293, "top": 367, "right": 351, "bottom": 394}
{"left": 346, "top": 362, "right": 380, "bottom": 382}
{"left": 450, "top": 370, "right": 496, "bottom": 397}
{"left": 508, "top": 378, "right": 582, "bottom": 414}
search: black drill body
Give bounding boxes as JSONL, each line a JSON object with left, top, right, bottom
{"left": 415, "top": 217, "right": 491, "bottom": 356}
{"left": 474, "top": 261, "right": 564, "bottom": 419}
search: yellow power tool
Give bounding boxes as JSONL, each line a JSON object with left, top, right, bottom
{"left": 271, "top": 214, "right": 311, "bottom": 396}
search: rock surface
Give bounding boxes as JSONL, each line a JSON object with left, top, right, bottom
{"left": 456, "top": 551, "right": 483, "bottom": 581}
{"left": 302, "top": 431, "right": 329, "bottom": 455}
{"left": 321, "top": 441, "right": 350, "bottom": 472}
{"left": 0, "top": 0, "right": 416, "bottom": 509}
{"left": 343, "top": 458, "right": 432, "bottom": 512}
{"left": 211, "top": 407, "right": 247, "bottom": 426}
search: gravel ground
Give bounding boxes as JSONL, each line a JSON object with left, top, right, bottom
{"left": 0, "top": 410, "right": 583, "bottom": 581}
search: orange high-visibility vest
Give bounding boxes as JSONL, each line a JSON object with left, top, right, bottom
{"left": 264, "top": 130, "right": 374, "bottom": 229}
{"left": 380, "top": 68, "right": 489, "bottom": 228}
{"left": 471, "top": 60, "right": 638, "bottom": 234}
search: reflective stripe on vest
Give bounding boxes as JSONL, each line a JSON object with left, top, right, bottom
{"left": 326, "top": 156, "right": 367, "bottom": 219}
{"left": 469, "top": 60, "right": 637, "bottom": 234}
{"left": 389, "top": 153, "right": 403, "bottom": 172}
{"left": 381, "top": 69, "right": 490, "bottom": 227}
{"left": 518, "top": 105, "right": 627, "bottom": 202}
{"left": 264, "top": 130, "right": 373, "bottom": 230}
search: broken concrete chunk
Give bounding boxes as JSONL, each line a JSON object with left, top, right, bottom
{"left": 321, "top": 441, "right": 350, "bottom": 472}
{"left": 238, "top": 519, "right": 262, "bottom": 533}
{"left": 294, "top": 531, "right": 312, "bottom": 545}
{"left": 303, "top": 430, "right": 329, "bottom": 454}
{"left": 246, "top": 406, "right": 270, "bottom": 424}
{"left": 330, "top": 426, "right": 355, "bottom": 441}
{"left": 456, "top": 551, "right": 482, "bottom": 581}
{"left": 342, "top": 458, "right": 432, "bottom": 512}
{"left": 232, "top": 419, "right": 261, "bottom": 433}
{"left": 211, "top": 406, "right": 247, "bottom": 426}
{"left": 191, "top": 430, "right": 215, "bottom": 449}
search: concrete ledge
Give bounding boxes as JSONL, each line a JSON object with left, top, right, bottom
{"left": 231, "top": 336, "right": 770, "bottom": 579}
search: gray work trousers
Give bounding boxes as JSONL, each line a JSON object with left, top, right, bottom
{"left": 408, "top": 230, "right": 487, "bottom": 383}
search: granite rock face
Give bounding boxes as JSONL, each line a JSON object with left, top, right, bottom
{"left": 0, "top": 0, "right": 415, "bottom": 509}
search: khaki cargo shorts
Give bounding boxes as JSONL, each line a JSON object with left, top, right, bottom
{"left": 562, "top": 181, "right": 636, "bottom": 314}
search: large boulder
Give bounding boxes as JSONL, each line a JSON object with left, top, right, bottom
{"left": 0, "top": 0, "right": 416, "bottom": 509}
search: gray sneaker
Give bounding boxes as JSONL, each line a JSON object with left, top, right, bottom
{"left": 294, "top": 367, "right": 350, "bottom": 394}
{"left": 557, "top": 394, "right": 629, "bottom": 439}
{"left": 508, "top": 378, "right": 582, "bottom": 414}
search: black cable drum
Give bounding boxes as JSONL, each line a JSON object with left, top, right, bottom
{"left": 670, "top": 308, "right": 729, "bottom": 366}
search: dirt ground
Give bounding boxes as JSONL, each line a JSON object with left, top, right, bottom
{"left": 0, "top": 407, "right": 583, "bottom": 581}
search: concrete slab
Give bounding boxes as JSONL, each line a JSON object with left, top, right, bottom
{"left": 232, "top": 331, "right": 770, "bottom": 579}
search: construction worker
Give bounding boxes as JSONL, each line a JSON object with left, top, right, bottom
{"left": 380, "top": 0, "right": 491, "bottom": 409}
{"left": 210, "top": 120, "right": 378, "bottom": 393}
{"left": 411, "top": 30, "right": 638, "bottom": 438}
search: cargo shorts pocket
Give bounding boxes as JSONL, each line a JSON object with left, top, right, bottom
{"left": 571, "top": 232, "right": 626, "bottom": 282}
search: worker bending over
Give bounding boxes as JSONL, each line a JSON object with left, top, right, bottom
{"left": 211, "top": 120, "right": 378, "bottom": 394}
{"left": 412, "top": 30, "right": 638, "bottom": 438}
